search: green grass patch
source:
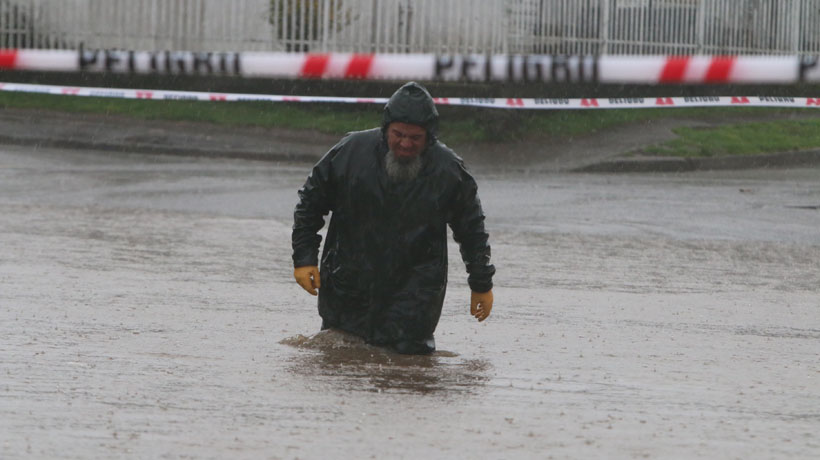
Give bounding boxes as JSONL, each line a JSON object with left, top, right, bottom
{"left": 0, "top": 91, "right": 380, "bottom": 135}
{"left": 1, "top": 91, "right": 817, "bottom": 153}
{"left": 638, "top": 119, "right": 820, "bottom": 157}
{"left": 517, "top": 106, "right": 807, "bottom": 139}
{"left": 444, "top": 106, "right": 809, "bottom": 144}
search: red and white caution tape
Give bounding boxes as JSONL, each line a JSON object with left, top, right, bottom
{"left": 2, "top": 81, "right": 819, "bottom": 110}
{"left": 1, "top": 48, "right": 820, "bottom": 84}
{"left": 0, "top": 82, "right": 388, "bottom": 104}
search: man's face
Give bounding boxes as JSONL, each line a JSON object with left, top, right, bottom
{"left": 387, "top": 122, "right": 427, "bottom": 163}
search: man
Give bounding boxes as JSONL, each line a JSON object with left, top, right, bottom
{"left": 291, "top": 82, "right": 495, "bottom": 355}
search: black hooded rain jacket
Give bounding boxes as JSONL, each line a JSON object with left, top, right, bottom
{"left": 292, "top": 82, "right": 494, "bottom": 350}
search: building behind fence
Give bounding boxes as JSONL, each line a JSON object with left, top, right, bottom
{"left": 1, "top": 0, "right": 820, "bottom": 55}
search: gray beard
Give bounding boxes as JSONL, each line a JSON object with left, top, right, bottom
{"left": 385, "top": 150, "right": 423, "bottom": 183}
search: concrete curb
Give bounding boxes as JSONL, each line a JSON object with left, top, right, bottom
{"left": 572, "top": 150, "right": 820, "bottom": 173}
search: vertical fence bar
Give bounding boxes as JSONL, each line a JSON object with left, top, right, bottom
{"left": 394, "top": 0, "right": 401, "bottom": 53}
{"left": 637, "top": 0, "right": 643, "bottom": 53}
{"left": 666, "top": 0, "right": 672, "bottom": 54}
{"left": 498, "top": 0, "right": 504, "bottom": 54}
{"left": 417, "top": 0, "right": 425, "bottom": 52}
{"left": 270, "top": 0, "right": 278, "bottom": 50}
{"left": 764, "top": 0, "right": 771, "bottom": 53}
{"left": 518, "top": 0, "right": 525, "bottom": 52}
{"left": 697, "top": 0, "right": 705, "bottom": 53}
{"left": 775, "top": 0, "right": 783, "bottom": 52}
{"left": 790, "top": 0, "right": 798, "bottom": 53}
{"left": 381, "top": 0, "right": 388, "bottom": 53}
{"left": 677, "top": 0, "right": 686, "bottom": 54}
{"left": 806, "top": 0, "right": 815, "bottom": 54}
{"left": 394, "top": 0, "right": 400, "bottom": 53}
{"left": 615, "top": 0, "right": 622, "bottom": 54}
{"left": 625, "top": 1, "right": 632, "bottom": 53}
{"left": 33, "top": 0, "right": 41, "bottom": 48}
{"left": 730, "top": 0, "right": 738, "bottom": 53}
{"left": 16, "top": 0, "right": 22, "bottom": 48}
{"left": 1, "top": 0, "right": 6, "bottom": 48}
{"left": 390, "top": 0, "right": 400, "bottom": 53}
{"left": 348, "top": 0, "right": 356, "bottom": 52}
{"left": 763, "top": 0, "right": 769, "bottom": 53}
{"left": 25, "top": 0, "right": 31, "bottom": 48}
{"left": 568, "top": 0, "right": 572, "bottom": 54}
{"left": 283, "top": 0, "right": 291, "bottom": 51}
{"left": 812, "top": 0, "right": 818, "bottom": 54}
{"left": 190, "top": 0, "right": 197, "bottom": 51}
{"left": 661, "top": 0, "right": 668, "bottom": 54}
{"left": 703, "top": 0, "right": 721, "bottom": 54}
{"left": 371, "top": 0, "right": 379, "bottom": 52}
{"left": 621, "top": 0, "right": 629, "bottom": 54}
{"left": 118, "top": 0, "right": 125, "bottom": 49}
{"left": 505, "top": 0, "right": 511, "bottom": 53}
{"left": 600, "top": 0, "right": 608, "bottom": 54}
{"left": 563, "top": 0, "right": 570, "bottom": 54}
{"left": 27, "top": 0, "right": 34, "bottom": 48}
{"left": 311, "top": 0, "right": 318, "bottom": 51}
{"left": 376, "top": 0, "right": 383, "bottom": 53}
{"left": 321, "top": 0, "right": 328, "bottom": 51}
{"left": 716, "top": 0, "right": 723, "bottom": 53}
{"left": 292, "top": 0, "right": 298, "bottom": 51}
{"left": 297, "top": 0, "right": 304, "bottom": 51}
{"left": 469, "top": 0, "right": 476, "bottom": 53}
{"left": 59, "top": 0, "right": 66, "bottom": 49}
{"left": 684, "top": 0, "right": 692, "bottom": 53}
{"left": 679, "top": 0, "right": 686, "bottom": 53}
{"left": 178, "top": 0, "right": 185, "bottom": 49}
{"left": 408, "top": 0, "right": 417, "bottom": 53}
{"left": 36, "top": 0, "right": 45, "bottom": 48}
{"left": 507, "top": 0, "right": 521, "bottom": 54}
{"left": 714, "top": 0, "right": 721, "bottom": 54}
{"left": 12, "top": 0, "right": 18, "bottom": 47}
{"left": 391, "top": 0, "right": 397, "bottom": 53}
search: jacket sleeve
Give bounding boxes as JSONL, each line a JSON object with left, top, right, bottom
{"left": 292, "top": 145, "right": 338, "bottom": 268}
{"left": 449, "top": 163, "right": 495, "bottom": 293}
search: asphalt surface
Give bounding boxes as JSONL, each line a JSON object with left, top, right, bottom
{"left": 1, "top": 139, "right": 819, "bottom": 459}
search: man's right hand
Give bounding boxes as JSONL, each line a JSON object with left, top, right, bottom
{"left": 294, "top": 265, "right": 321, "bottom": 295}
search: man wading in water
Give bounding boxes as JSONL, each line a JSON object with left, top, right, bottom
{"left": 292, "top": 82, "right": 495, "bottom": 355}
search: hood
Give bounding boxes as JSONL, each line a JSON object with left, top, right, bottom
{"left": 382, "top": 82, "right": 439, "bottom": 143}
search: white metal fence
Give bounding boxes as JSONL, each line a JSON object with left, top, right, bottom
{"left": 2, "top": 0, "right": 820, "bottom": 55}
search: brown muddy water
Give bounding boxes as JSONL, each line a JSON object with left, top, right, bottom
{"left": 1, "top": 145, "right": 819, "bottom": 459}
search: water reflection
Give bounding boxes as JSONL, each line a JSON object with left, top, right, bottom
{"left": 282, "top": 330, "right": 490, "bottom": 395}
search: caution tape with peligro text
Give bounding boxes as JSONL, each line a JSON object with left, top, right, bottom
{"left": 1, "top": 82, "right": 819, "bottom": 110}
{"left": 2, "top": 48, "right": 820, "bottom": 84}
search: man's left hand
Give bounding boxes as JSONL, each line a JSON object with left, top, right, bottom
{"left": 470, "top": 289, "right": 493, "bottom": 322}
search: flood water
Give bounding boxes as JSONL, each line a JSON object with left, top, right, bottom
{"left": 1, "top": 145, "right": 818, "bottom": 459}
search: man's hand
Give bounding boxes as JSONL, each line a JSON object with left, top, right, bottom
{"left": 470, "top": 289, "right": 493, "bottom": 322}
{"left": 294, "top": 265, "right": 321, "bottom": 295}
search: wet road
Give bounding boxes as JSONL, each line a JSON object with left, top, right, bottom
{"left": 1, "top": 145, "right": 819, "bottom": 459}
